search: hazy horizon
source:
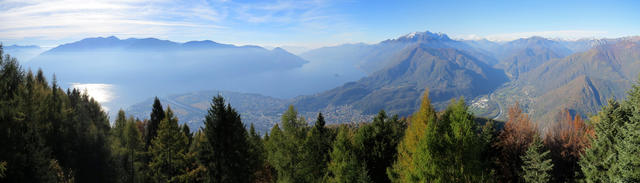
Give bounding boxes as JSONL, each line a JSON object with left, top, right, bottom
{"left": 2, "top": 0, "right": 640, "bottom": 50}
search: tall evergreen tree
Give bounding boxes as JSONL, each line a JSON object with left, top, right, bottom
{"left": 353, "top": 110, "right": 405, "bottom": 183}
{"left": 580, "top": 100, "right": 627, "bottom": 183}
{"left": 197, "top": 95, "right": 254, "bottom": 183}
{"left": 300, "top": 113, "right": 332, "bottom": 182}
{"left": 614, "top": 77, "right": 640, "bottom": 182}
{"left": 521, "top": 136, "right": 553, "bottom": 183}
{"left": 149, "top": 107, "right": 189, "bottom": 182}
{"left": 145, "top": 97, "right": 165, "bottom": 149}
{"left": 124, "top": 117, "right": 143, "bottom": 183}
{"left": 327, "top": 126, "right": 370, "bottom": 183}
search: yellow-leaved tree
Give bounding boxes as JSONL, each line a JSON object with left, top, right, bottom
{"left": 388, "top": 89, "right": 436, "bottom": 182}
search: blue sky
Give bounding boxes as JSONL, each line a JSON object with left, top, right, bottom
{"left": 1, "top": 0, "right": 639, "bottom": 50}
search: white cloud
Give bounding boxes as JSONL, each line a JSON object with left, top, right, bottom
{"left": 453, "top": 30, "right": 609, "bottom": 42}
{"left": 0, "top": 0, "right": 352, "bottom": 47}
{"left": 0, "top": 0, "right": 226, "bottom": 40}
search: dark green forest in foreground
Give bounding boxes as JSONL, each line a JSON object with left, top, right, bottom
{"left": 2, "top": 44, "right": 640, "bottom": 183}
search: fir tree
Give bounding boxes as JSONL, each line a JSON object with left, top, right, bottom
{"left": 327, "top": 126, "right": 370, "bottom": 183}
{"left": 149, "top": 107, "right": 189, "bottom": 182}
{"left": 580, "top": 100, "right": 627, "bottom": 182}
{"left": 145, "top": 97, "right": 165, "bottom": 149}
{"left": 300, "top": 113, "right": 331, "bottom": 182}
{"left": 353, "top": 110, "right": 404, "bottom": 183}
{"left": 197, "top": 95, "right": 254, "bottom": 183}
{"left": 521, "top": 136, "right": 553, "bottom": 183}
{"left": 612, "top": 77, "right": 640, "bottom": 182}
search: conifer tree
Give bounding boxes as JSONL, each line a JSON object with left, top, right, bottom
{"left": 353, "top": 110, "right": 404, "bottom": 183}
{"left": 327, "top": 126, "right": 370, "bottom": 183}
{"left": 614, "top": 77, "right": 640, "bottom": 182}
{"left": 580, "top": 100, "right": 626, "bottom": 182}
{"left": 145, "top": 97, "right": 165, "bottom": 149}
{"left": 197, "top": 95, "right": 254, "bottom": 183}
{"left": 124, "top": 117, "right": 143, "bottom": 183}
{"left": 149, "top": 107, "right": 189, "bottom": 182}
{"left": 389, "top": 90, "right": 437, "bottom": 182}
{"left": 265, "top": 105, "right": 308, "bottom": 182}
{"left": 301, "top": 113, "right": 331, "bottom": 182}
{"left": 521, "top": 136, "right": 553, "bottom": 183}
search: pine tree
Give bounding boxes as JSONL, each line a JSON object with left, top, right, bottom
{"left": 301, "top": 113, "right": 331, "bottom": 182}
{"left": 145, "top": 97, "right": 165, "bottom": 149}
{"left": 197, "top": 95, "right": 254, "bottom": 183}
{"left": 353, "top": 110, "right": 404, "bottom": 183}
{"left": 149, "top": 107, "right": 189, "bottom": 182}
{"left": 521, "top": 136, "right": 553, "bottom": 183}
{"left": 327, "top": 126, "right": 370, "bottom": 183}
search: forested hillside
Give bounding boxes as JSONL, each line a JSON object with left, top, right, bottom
{"left": 4, "top": 44, "right": 640, "bottom": 182}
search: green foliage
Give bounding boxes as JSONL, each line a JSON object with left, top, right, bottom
{"left": 300, "top": 113, "right": 332, "bottom": 183}
{"left": 0, "top": 45, "right": 114, "bottom": 182}
{"left": 580, "top": 77, "right": 640, "bottom": 182}
{"left": 110, "top": 110, "right": 145, "bottom": 183}
{"left": 265, "top": 105, "right": 309, "bottom": 182}
{"left": 580, "top": 100, "right": 626, "bottom": 182}
{"left": 145, "top": 97, "right": 165, "bottom": 149}
{"left": 149, "top": 107, "right": 189, "bottom": 182}
{"left": 353, "top": 110, "right": 405, "bottom": 183}
{"left": 0, "top": 161, "right": 6, "bottom": 178}
{"left": 327, "top": 126, "right": 370, "bottom": 183}
{"left": 521, "top": 136, "right": 553, "bottom": 183}
{"left": 390, "top": 93, "right": 487, "bottom": 182}
{"left": 389, "top": 90, "right": 437, "bottom": 182}
{"left": 614, "top": 77, "right": 640, "bottom": 182}
{"left": 197, "top": 95, "right": 255, "bottom": 183}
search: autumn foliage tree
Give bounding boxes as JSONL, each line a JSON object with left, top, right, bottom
{"left": 544, "top": 110, "right": 593, "bottom": 182}
{"left": 494, "top": 103, "right": 538, "bottom": 182}
{"left": 388, "top": 90, "right": 437, "bottom": 182}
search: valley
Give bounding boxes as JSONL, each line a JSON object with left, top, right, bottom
{"left": 7, "top": 32, "right": 640, "bottom": 133}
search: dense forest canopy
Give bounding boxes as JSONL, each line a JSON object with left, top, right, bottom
{"left": 2, "top": 43, "right": 640, "bottom": 183}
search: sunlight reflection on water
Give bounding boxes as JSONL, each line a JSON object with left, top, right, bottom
{"left": 70, "top": 83, "right": 116, "bottom": 111}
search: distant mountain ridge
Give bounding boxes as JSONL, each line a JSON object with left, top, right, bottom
{"left": 3, "top": 44, "right": 45, "bottom": 62}
{"left": 301, "top": 31, "right": 499, "bottom": 75}
{"left": 19, "top": 32, "right": 640, "bottom": 131}
{"left": 123, "top": 33, "right": 640, "bottom": 131}
{"left": 488, "top": 38, "right": 640, "bottom": 124}
{"left": 293, "top": 43, "right": 509, "bottom": 117}
{"left": 26, "top": 36, "right": 311, "bottom": 118}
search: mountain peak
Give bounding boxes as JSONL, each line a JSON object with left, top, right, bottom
{"left": 384, "top": 31, "right": 451, "bottom": 43}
